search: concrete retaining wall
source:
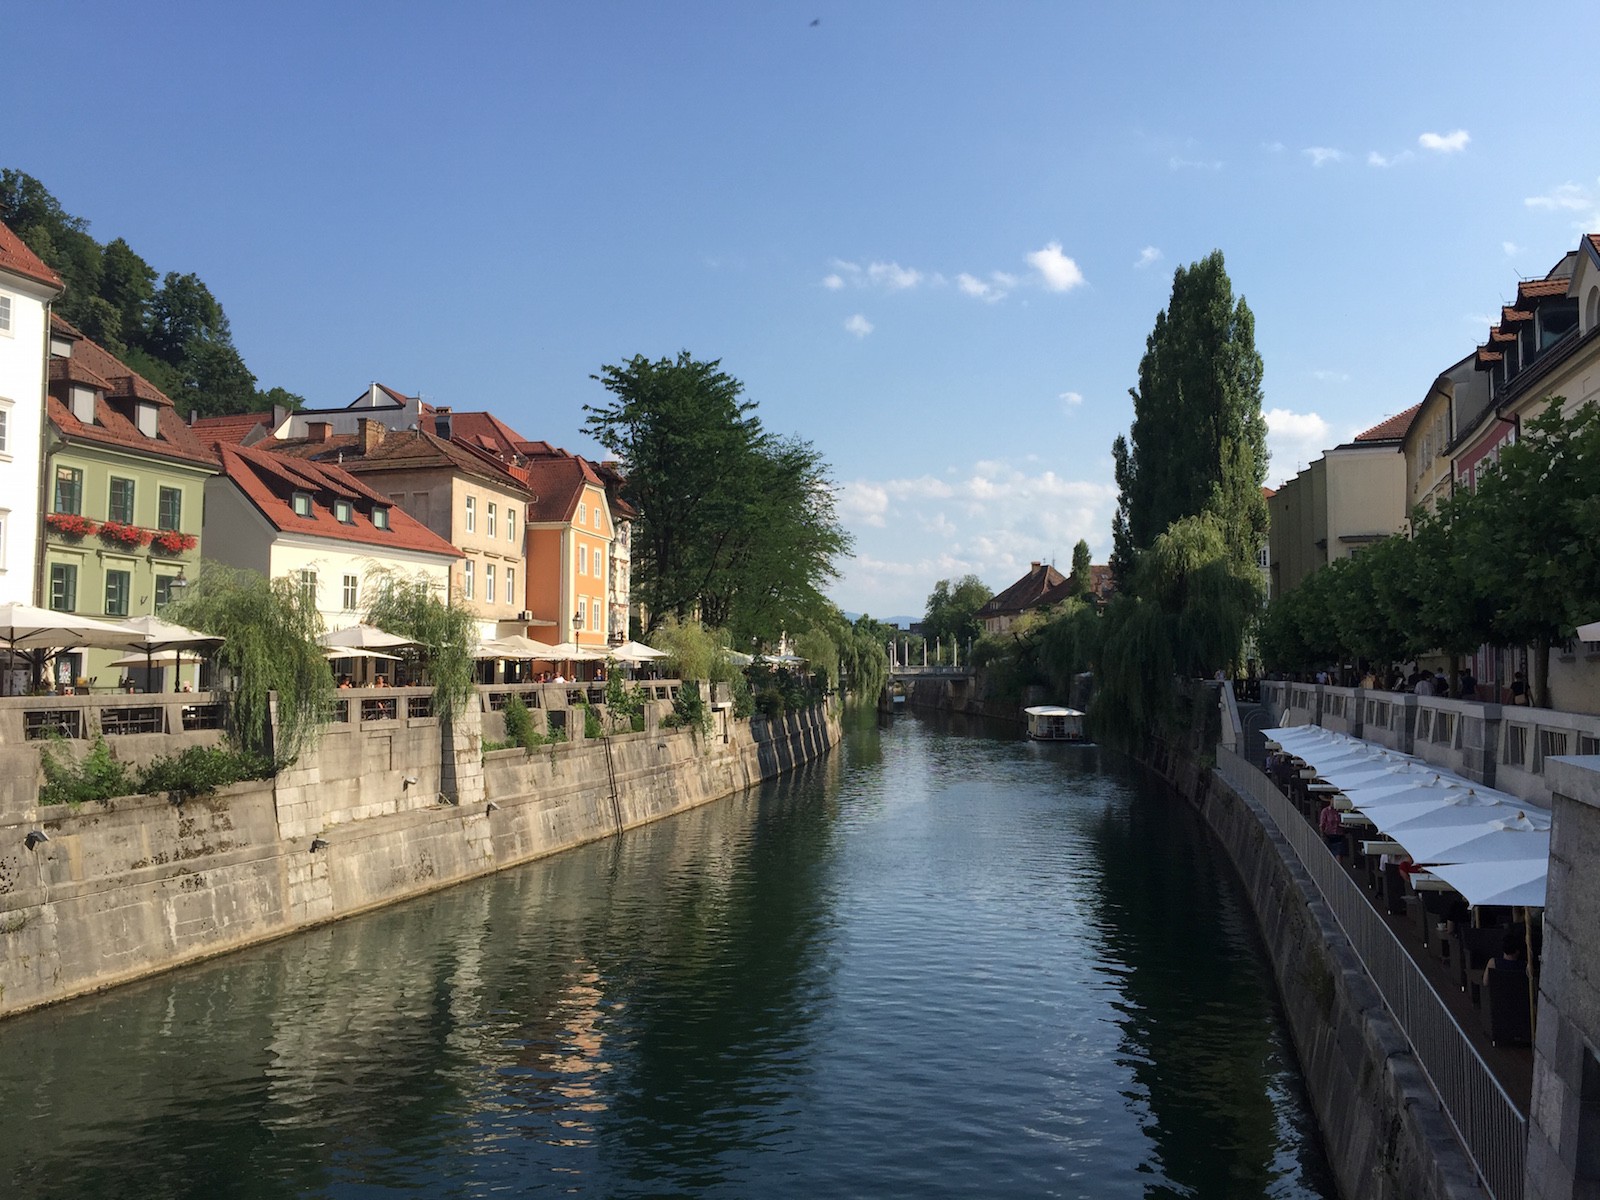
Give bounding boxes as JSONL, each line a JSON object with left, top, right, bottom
{"left": 0, "top": 701, "right": 838, "bottom": 1018}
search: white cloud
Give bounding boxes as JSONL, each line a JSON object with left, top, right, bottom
{"left": 823, "top": 258, "right": 925, "bottom": 291}
{"left": 1310, "top": 369, "right": 1349, "bottom": 383}
{"left": 1059, "top": 391, "right": 1084, "bottom": 407}
{"left": 1419, "top": 129, "right": 1470, "bottom": 154}
{"left": 1502, "top": 241, "right": 1521, "bottom": 258}
{"left": 1525, "top": 182, "right": 1592, "bottom": 213}
{"left": 1303, "top": 146, "right": 1345, "bottom": 167}
{"left": 957, "top": 270, "right": 1015, "bottom": 303}
{"left": 1367, "top": 150, "right": 1413, "bottom": 168}
{"left": 1026, "top": 241, "right": 1086, "bottom": 292}
{"left": 844, "top": 313, "right": 873, "bottom": 338}
{"left": 838, "top": 481, "right": 889, "bottom": 527}
{"left": 1135, "top": 246, "right": 1162, "bottom": 269}
{"left": 1265, "top": 407, "right": 1332, "bottom": 484}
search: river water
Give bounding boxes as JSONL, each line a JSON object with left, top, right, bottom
{"left": 0, "top": 709, "right": 1336, "bottom": 1199}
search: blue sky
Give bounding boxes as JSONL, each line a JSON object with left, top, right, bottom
{"left": 10, "top": 2, "right": 1600, "bottom": 619}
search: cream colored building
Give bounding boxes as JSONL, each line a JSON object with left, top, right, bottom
{"left": 1268, "top": 410, "right": 1413, "bottom": 597}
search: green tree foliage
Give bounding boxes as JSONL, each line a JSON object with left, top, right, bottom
{"left": 362, "top": 574, "right": 477, "bottom": 720}
{"left": 1111, "top": 251, "right": 1268, "bottom": 580}
{"left": 1, "top": 169, "right": 295, "bottom": 416}
{"left": 1069, "top": 539, "right": 1093, "bottom": 598}
{"left": 922, "top": 574, "right": 992, "bottom": 647}
{"left": 163, "top": 563, "right": 333, "bottom": 761}
{"left": 647, "top": 614, "right": 733, "bottom": 683}
{"left": 584, "top": 352, "right": 851, "bottom": 641}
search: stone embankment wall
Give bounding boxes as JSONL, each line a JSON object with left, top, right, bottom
{"left": 1141, "top": 690, "right": 1482, "bottom": 1200}
{"left": 0, "top": 700, "right": 838, "bottom": 1018}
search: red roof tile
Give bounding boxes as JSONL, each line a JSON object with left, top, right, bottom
{"left": 523, "top": 456, "right": 607, "bottom": 524}
{"left": 47, "top": 316, "right": 218, "bottom": 469}
{"left": 214, "top": 442, "right": 461, "bottom": 558}
{"left": 1517, "top": 277, "right": 1572, "bottom": 302}
{"left": 0, "top": 219, "right": 63, "bottom": 289}
{"left": 191, "top": 411, "right": 277, "bottom": 445}
{"left": 1500, "top": 306, "right": 1532, "bottom": 325}
{"left": 978, "top": 562, "right": 1070, "bottom": 617}
{"left": 1353, "top": 404, "right": 1420, "bottom": 442}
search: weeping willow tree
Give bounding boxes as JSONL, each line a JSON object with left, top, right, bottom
{"left": 363, "top": 573, "right": 477, "bottom": 720}
{"left": 647, "top": 615, "right": 736, "bottom": 683}
{"left": 163, "top": 563, "right": 333, "bottom": 762}
{"left": 1093, "top": 513, "right": 1262, "bottom": 746}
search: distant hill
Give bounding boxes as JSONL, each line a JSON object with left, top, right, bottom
{"left": 843, "top": 612, "right": 919, "bottom": 629}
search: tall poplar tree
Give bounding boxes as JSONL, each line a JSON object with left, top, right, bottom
{"left": 1111, "top": 251, "right": 1268, "bottom": 580}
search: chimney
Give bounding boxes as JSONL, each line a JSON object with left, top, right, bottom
{"left": 433, "top": 406, "right": 453, "bottom": 440}
{"left": 360, "top": 418, "right": 386, "bottom": 454}
{"left": 307, "top": 421, "right": 332, "bottom": 443}
{"left": 1030, "top": 560, "right": 1042, "bottom": 571}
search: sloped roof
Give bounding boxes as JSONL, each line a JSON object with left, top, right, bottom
{"left": 292, "top": 426, "right": 528, "bottom": 493}
{"left": 1353, "top": 404, "right": 1420, "bottom": 443}
{"left": 978, "top": 562, "right": 1069, "bottom": 618}
{"left": 47, "top": 316, "right": 217, "bottom": 469}
{"left": 524, "top": 455, "right": 607, "bottom": 524}
{"left": 1517, "top": 276, "right": 1572, "bottom": 302}
{"left": 0, "top": 219, "right": 63, "bottom": 289}
{"left": 190, "top": 411, "right": 276, "bottom": 446}
{"left": 214, "top": 442, "right": 461, "bottom": 558}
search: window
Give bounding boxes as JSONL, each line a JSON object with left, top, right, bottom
{"left": 158, "top": 486, "right": 182, "bottom": 531}
{"left": 506, "top": 566, "right": 515, "bottom": 604}
{"left": 594, "top": 547, "right": 603, "bottom": 577}
{"left": 342, "top": 574, "right": 359, "bottom": 611}
{"left": 576, "top": 597, "right": 586, "bottom": 629}
{"left": 578, "top": 503, "right": 587, "bottom": 526}
{"left": 487, "top": 502, "right": 497, "bottom": 538}
{"left": 0, "top": 294, "right": 11, "bottom": 334}
{"left": 485, "top": 563, "right": 496, "bottom": 604}
{"left": 109, "top": 477, "right": 135, "bottom": 525}
{"left": 507, "top": 507, "right": 515, "bottom": 542}
{"left": 49, "top": 563, "right": 77, "bottom": 612}
{"left": 334, "top": 499, "right": 353, "bottom": 524}
{"left": 292, "top": 491, "right": 312, "bottom": 517}
{"left": 298, "top": 569, "right": 317, "bottom": 607}
{"left": 465, "top": 496, "right": 476, "bottom": 533}
{"left": 54, "top": 466, "right": 84, "bottom": 515}
{"left": 464, "top": 559, "right": 474, "bottom": 600}
{"left": 578, "top": 544, "right": 587, "bottom": 575}
{"left": 0, "top": 402, "right": 9, "bottom": 455}
{"left": 105, "top": 569, "right": 131, "bottom": 617}
{"left": 372, "top": 506, "right": 389, "bottom": 530}
{"left": 135, "top": 401, "right": 159, "bottom": 439}
{"left": 155, "top": 575, "right": 178, "bottom": 609}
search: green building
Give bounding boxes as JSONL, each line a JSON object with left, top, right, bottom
{"left": 42, "top": 317, "right": 217, "bottom": 690}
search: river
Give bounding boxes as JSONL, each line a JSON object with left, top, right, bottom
{"left": 0, "top": 708, "right": 1336, "bottom": 1199}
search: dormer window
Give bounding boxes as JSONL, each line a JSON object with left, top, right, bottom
{"left": 334, "top": 499, "right": 353, "bottom": 524}
{"left": 135, "top": 400, "right": 159, "bottom": 439}
{"left": 0, "top": 295, "right": 10, "bottom": 334}
{"left": 292, "top": 491, "right": 312, "bottom": 518}
{"left": 50, "top": 333, "right": 73, "bottom": 358}
{"left": 372, "top": 506, "right": 390, "bottom": 530}
{"left": 70, "top": 385, "right": 96, "bottom": 424}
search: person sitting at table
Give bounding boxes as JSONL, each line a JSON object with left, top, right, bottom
{"left": 1482, "top": 931, "right": 1527, "bottom": 986}
{"left": 373, "top": 675, "right": 389, "bottom": 688}
{"left": 338, "top": 675, "right": 352, "bottom": 689}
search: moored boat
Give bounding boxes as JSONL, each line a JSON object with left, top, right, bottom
{"left": 1024, "top": 705, "right": 1089, "bottom": 742}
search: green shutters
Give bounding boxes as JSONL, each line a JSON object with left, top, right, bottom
{"left": 54, "top": 466, "right": 84, "bottom": 515}
{"left": 109, "top": 477, "right": 136, "bottom": 525}
{"left": 158, "top": 486, "right": 182, "bottom": 531}
{"left": 105, "top": 569, "right": 131, "bottom": 617}
{"left": 49, "top": 563, "right": 77, "bottom": 612}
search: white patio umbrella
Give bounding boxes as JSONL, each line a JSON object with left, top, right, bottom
{"left": 116, "top": 614, "right": 225, "bottom": 691}
{"left": 323, "top": 647, "right": 403, "bottom": 661}
{"left": 1398, "top": 817, "right": 1551, "bottom": 867}
{"left": 612, "top": 640, "right": 668, "bottom": 663}
{"left": 1371, "top": 790, "right": 1535, "bottom": 839}
{"left": 543, "top": 641, "right": 608, "bottom": 662}
{"left": 0, "top": 603, "right": 143, "bottom": 694}
{"left": 488, "top": 634, "right": 561, "bottom": 659}
{"left": 108, "top": 649, "right": 207, "bottom": 667}
{"left": 1424, "top": 857, "right": 1548, "bottom": 908}
{"left": 318, "top": 624, "right": 416, "bottom": 651}
{"left": 1576, "top": 619, "right": 1600, "bottom": 641}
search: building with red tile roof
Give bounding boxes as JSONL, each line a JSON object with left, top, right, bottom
{"left": 38, "top": 317, "right": 219, "bottom": 687}
{"left": 0, "top": 218, "right": 63, "bottom": 605}
{"left": 202, "top": 440, "right": 461, "bottom": 633}
{"left": 977, "top": 561, "right": 1069, "bottom": 635}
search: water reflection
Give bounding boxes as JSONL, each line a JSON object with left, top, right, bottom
{"left": 0, "top": 708, "right": 1333, "bottom": 1199}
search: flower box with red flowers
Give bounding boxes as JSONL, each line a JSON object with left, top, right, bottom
{"left": 45, "top": 513, "right": 99, "bottom": 539}
{"left": 151, "top": 530, "right": 198, "bottom": 555}
{"left": 98, "top": 521, "right": 153, "bottom": 548}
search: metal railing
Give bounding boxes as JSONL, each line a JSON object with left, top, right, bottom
{"left": 1217, "top": 744, "right": 1526, "bottom": 1200}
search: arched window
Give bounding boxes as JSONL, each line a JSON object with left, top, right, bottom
{"left": 1587, "top": 285, "right": 1599, "bottom": 332}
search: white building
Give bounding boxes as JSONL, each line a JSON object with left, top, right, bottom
{"left": 202, "top": 441, "right": 460, "bottom": 633}
{"left": 0, "top": 221, "right": 63, "bottom": 603}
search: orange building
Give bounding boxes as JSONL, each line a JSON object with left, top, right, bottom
{"left": 523, "top": 456, "right": 616, "bottom": 648}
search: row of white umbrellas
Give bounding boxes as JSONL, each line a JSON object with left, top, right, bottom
{"left": 0, "top": 602, "right": 226, "bottom": 694}
{"left": 1266, "top": 724, "right": 1551, "bottom": 907}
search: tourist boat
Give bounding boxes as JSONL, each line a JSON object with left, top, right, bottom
{"left": 1024, "top": 705, "right": 1089, "bottom": 742}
